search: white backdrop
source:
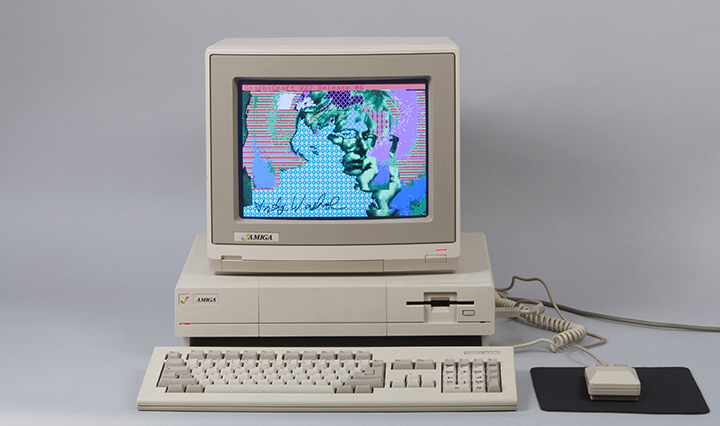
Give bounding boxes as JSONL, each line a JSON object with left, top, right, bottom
{"left": 1, "top": 1, "right": 718, "bottom": 424}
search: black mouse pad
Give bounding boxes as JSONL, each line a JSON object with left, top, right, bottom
{"left": 530, "top": 367, "right": 709, "bottom": 414}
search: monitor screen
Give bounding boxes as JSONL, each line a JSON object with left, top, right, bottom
{"left": 239, "top": 81, "right": 428, "bottom": 219}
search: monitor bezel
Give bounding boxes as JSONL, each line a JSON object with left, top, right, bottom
{"left": 208, "top": 48, "right": 458, "bottom": 251}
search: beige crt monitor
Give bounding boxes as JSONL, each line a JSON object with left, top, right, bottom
{"left": 206, "top": 37, "right": 460, "bottom": 274}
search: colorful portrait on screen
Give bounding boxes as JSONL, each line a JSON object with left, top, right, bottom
{"left": 238, "top": 82, "right": 428, "bottom": 219}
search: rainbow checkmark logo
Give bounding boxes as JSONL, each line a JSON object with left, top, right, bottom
{"left": 179, "top": 295, "right": 190, "bottom": 304}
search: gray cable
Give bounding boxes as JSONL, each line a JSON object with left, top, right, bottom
{"left": 505, "top": 296, "right": 720, "bottom": 333}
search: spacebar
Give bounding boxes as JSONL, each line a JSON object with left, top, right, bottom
{"left": 205, "top": 385, "right": 335, "bottom": 394}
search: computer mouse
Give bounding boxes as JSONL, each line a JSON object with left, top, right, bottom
{"left": 584, "top": 364, "right": 641, "bottom": 401}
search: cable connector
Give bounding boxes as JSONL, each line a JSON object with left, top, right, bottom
{"left": 495, "top": 305, "right": 521, "bottom": 318}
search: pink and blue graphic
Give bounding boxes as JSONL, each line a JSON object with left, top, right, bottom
{"left": 239, "top": 81, "right": 428, "bottom": 218}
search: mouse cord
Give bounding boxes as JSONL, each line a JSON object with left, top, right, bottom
{"left": 496, "top": 276, "right": 608, "bottom": 365}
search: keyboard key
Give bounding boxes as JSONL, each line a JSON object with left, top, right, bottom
{"left": 242, "top": 351, "right": 258, "bottom": 360}
{"left": 415, "top": 359, "right": 435, "bottom": 370}
{"left": 473, "top": 381, "right": 486, "bottom": 393}
{"left": 165, "top": 358, "right": 185, "bottom": 367}
{"left": 487, "top": 372, "right": 502, "bottom": 393}
{"left": 158, "top": 376, "right": 198, "bottom": 387}
{"left": 421, "top": 378, "right": 436, "bottom": 388}
{"left": 346, "top": 376, "right": 383, "bottom": 388}
{"left": 354, "top": 385, "right": 372, "bottom": 394}
{"left": 444, "top": 383, "right": 471, "bottom": 393}
{"left": 163, "top": 365, "right": 190, "bottom": 374}
{"left": 337, "top": 385, "right": 353, "bottom": 393}
{"left": 207, "top": 350, "right": 223, "bottom": 360}
{"left": 284, "top": 351, "right": 300, "bottom": 360}
{"left": 206, "top": 385, "right": 334, "bottom": 393}
{"left": 186, "top": 384, "right": 204, "bottom": 393}
{"left": 355, "top": 351, "right": 372, "bottom": 360}
{"left": 406, "top": 375, "right": 421, "bottom": 388}
{"left": 188, "top": 349, "right": 204, "bottom": 357}
{"left": 338, "top": 351, "right": 354, "bottom": 360}
{"left": 320, "top": 351, "right": 336, "bottom": 360}
{"left": 259, "top": 351, "right": 276, "bottom": 360}
{"left": 392, "top": 359, "right": 413, "bottom": 369}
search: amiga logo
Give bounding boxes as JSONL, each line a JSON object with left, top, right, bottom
{"left": 193, "top": 294, "right": 218, "bottom": 305}
{"left": 234, "top": 232, "right": 279, "bottom": 242}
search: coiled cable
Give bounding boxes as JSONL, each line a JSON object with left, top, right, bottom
{"left": 496, "top": 276, "right": 607, "bottom": 365}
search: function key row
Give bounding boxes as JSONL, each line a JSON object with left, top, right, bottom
{"left": 167, "top": 350, "right": 372, "bottom": 362}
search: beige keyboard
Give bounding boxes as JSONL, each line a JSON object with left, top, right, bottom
{"left": 137, "top": 346, "right": 517, "bottom": 411}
